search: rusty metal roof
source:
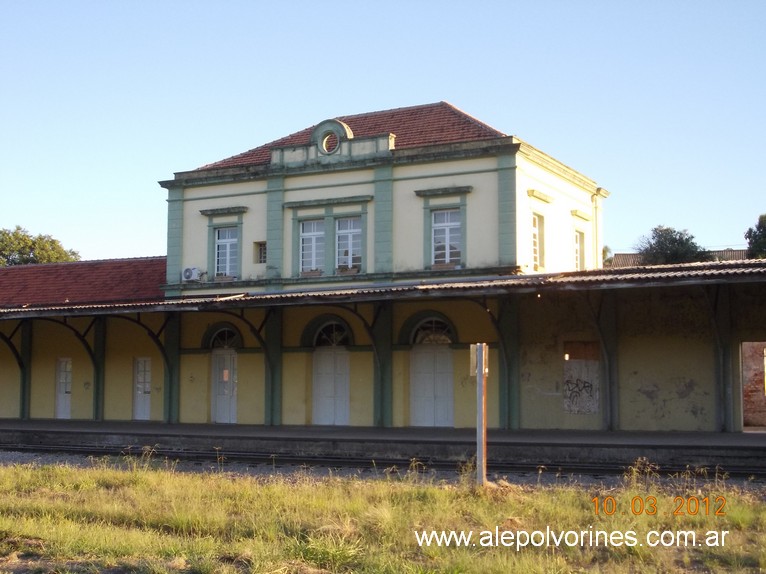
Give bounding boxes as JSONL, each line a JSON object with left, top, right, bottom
{"left": 1, "top": 259, "right": 765, "bottom": 319}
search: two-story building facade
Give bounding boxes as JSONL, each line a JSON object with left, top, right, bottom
{"left": 3, "top": 102, "right": 763, "bottom": 438}
{"left": 156, "top": 102, "right": 609, "bottom": 428}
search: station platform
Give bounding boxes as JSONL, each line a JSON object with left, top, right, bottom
{"left": 0, "top": 420, "right": 764, "bottom": 475}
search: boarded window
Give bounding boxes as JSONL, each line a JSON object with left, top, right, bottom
{"left": 563, "top": 341, "right": 600, "bottom": 414}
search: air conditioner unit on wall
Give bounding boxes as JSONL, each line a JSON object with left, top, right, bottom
{"left": 182, "top": 267, "right": 201, "bottom": 282}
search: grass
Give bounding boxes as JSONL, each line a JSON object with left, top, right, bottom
{"left": 0, "top": 453, "right": 762, "bottom": 573}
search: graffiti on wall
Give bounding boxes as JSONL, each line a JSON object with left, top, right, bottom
{"left": 563, "top": 359, "right": 600, "bottom": 414}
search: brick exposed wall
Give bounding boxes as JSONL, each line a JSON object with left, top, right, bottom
{"left": 743, "top": 342, "right": 766, "bottom": 427}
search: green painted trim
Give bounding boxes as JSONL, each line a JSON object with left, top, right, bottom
{"left": 266, "top": 177, "right": 285, "bottom": 279}
{"left": 205, "top": 214, "right": 244, "bottom": 279}
{"left": 164, "top": 313, "right": 181, "bottom": 424}
{"left": 324, "top": 210, "right": 335, "bottom": 273}
{"left": 92, "top": 317, "right": 106, "bottom": 421}
{"left": 422, "top": 199, "right": 465, "bottom": 269}
{"left": 265, "top": 308, "right": 283, "bottom": 425}
{"left": 199, "top": 206, "right": 248, "bottom": 216}
{"left": 372, "top": 302, "right": 393, "bottom": 427}
{"left": 374, "top": 165, "right": 393, "bottom": 273}
{"left": 20, "top": 321, "right": 32, "bottom": 420}
{"left": 497, "top": 297, "right": 520, "bottom": 429}
{"left": 414, "top": 185, "right": 472, "bottom": 197}
{"left": 283, "top": 195, "right": 373, "bottom": 209}
{"left": 166, "top": 188, "right": 184, "bottom": 285}
{"left": 497, "top": 152, "right": 517, "bottom": 266}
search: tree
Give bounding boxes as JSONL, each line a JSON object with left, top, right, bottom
{"left": 635, "top": 225, "right": 712, "bottom": 265}
{"left": 0, "top": 226, "right": 80, "bottom": 266}
{"left": 745, "top": 214, "right": 766, "bottom": 259}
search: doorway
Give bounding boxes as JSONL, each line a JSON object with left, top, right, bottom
{"left": 742, "top": 342, "right": 766, "bottom": 429}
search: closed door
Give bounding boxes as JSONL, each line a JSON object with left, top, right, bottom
{"left": 55, "top": 358, "right": 72, "bottom": 420}
{"left": 212, "top": 350, "right": 237, "bottom": 423}
{"left": 133, "top": 357, "right": 152, "bottom": 421}
{"left": 312, "top": 347, "right": 350, "bottom": 425}
{"left": 410, "top": 345, "right": 453, "bottom": 426}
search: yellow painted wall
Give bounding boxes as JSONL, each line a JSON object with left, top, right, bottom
{"left": 618, "top": 335, "right": 715, "bottom": 431}
{"left": 282, "top": 351, "right": 310, "bottom": 424}
{"left": 179, "top": 354, "right": 210, "bottom": 423}
{"left": 518, "top": 293, "right": 603, "bottom": 430}
{"left": 29, "top": 319, "right": 93, "bottom": 419}
{"left": 0, "top": 341, "right": 19, "bottom": 418}
{"left": 349, "top": 352, "right": 373, "bottom": 426}
{"left": 516, "top": 154, "right": 601, "bottom": 273}
{"left": 103, "top": 319, "right": 164, "bottom": 421}
{"left": 237, "top": 353, "right": 265, "bottom": 424}
{"left": 616, "top": 288, "right": 716, "bottom": 431}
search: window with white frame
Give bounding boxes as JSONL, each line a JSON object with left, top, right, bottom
{"left": 300, "top": 219, "right": 325, "bottom": 272}
{"left": 532, "top": 213, "right": 545, "bottom": 270}
{"left": 336, "top": 217, "right": 361, "bottom": 270}
{"left": 432, "top": 209, "right": 461, "bottom": 265}
{"left": 574, "top": 230, "right": 585, "bottom": 270}
{"left": 215, "top": 227, "right": 239, "bottom": 277}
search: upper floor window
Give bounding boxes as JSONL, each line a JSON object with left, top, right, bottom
{"left": 216, "top": 227, "right": 239, "bottom": 277}
{"left": 532, "top": 213, "right": 545, "bottom": 271}
{"left": 300, "top": 219, "right": 325, "bottom": 273}
{"left": 336, "top": 217, "right": 361, "bottom": 270}
{"left": 432, "top": 209, "right": 461, "bottom": 266}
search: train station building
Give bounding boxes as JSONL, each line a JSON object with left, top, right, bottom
{"left": 1, "top": 102, "right": 765, "bottom": 442}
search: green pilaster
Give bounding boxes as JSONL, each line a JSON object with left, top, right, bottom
{"left": 373, "top": 165, "right": 393, "bottom": 273}
{"left": 92, "top": 317, "right": 106, "bottom": 421}
{"left": 20, "top": 320, "right": 32, "bottom": 420}
{"left": 372, "top": 302, "right": 393, "bottom": 427}
{"left": 265, "top": 308, "right": 283, "bottom": 425}
{"left": 166, "top": 186, "right": 184, "bottom": 288}
{"left": 497, "top": 153, "right": 517, "bottom": 266}
{"left": 164, "top": 313, "right": 181, "bottom": 423}
{"left": 498, "top": 297, "right": 520, "bottom": 429}
{"left": 599, "top": 292, "right": 620, "bottom": 431}
{"left": 266, "top": 176, "right": 285, "bottom": 280}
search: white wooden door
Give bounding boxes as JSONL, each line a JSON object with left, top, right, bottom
{"left": 410, "top": 345, "right": 453, "bottom": 426}
{"left": 212, "top": 350, "right": 237, "bottom": 423}
{"left": 312, "top": 347, "right": 350, "bottom": 425}
{"left": 133, "top": 357, "right": 152, "bottom": 421}
{"left": 55, "top": 358, "right": 72, "bottom": 420}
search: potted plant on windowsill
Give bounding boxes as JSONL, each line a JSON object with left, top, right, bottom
{"left": 431, "top": 262, "right": 459, "bottom": 271}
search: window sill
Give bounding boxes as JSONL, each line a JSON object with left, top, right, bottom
{"left": 431, "top": 263, "right": 461, "bottom": 271}
{"left": 300, "top": 270, "right": 323, "bottom": 278}
{"left": 214, "top": 275, "right": 237, "bottom": 282}
{"left": 336, "top": 267, "right": 360, "bottom": 276}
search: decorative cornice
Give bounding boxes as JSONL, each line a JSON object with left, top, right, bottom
{"left": 571, "top": 209, "right": 591, "bottom": 221}
{"left": 199, "top": 206, "right": 249, "bottom": 216}
{"left": 527, "top": 189, "right": 553, "bottom": 203}
{"left": 283, "top": 195, "right": 374, "bottom": 210}
{"left": 414, "top": 186, "right": 473, "bottom": 198}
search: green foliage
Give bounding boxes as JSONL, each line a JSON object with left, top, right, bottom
{"left": 635, "top": 225, "right": 712, "bottom": 265}
{"left": 745, "top": 214, "right": 766, "bottom": 259}
{"left": 0, "top": 225, "right": 80, "bottom": 266}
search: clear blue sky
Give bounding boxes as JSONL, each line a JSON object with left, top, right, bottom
{"left": 1, "top": 0, "right": 764, "bottom": 260}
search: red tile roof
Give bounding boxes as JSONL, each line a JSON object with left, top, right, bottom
{"left": 0, "top": 257, "right": 166, "bottom": 308}
{"left": 196, "top": 102, "right": 507, "bottom": 171}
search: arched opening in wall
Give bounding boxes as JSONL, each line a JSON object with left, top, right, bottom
{"left": 409, "top": 316, "right": 455, "bottom": 427}
{"left": 742, "top": 342, "right": 766, "bottom": 430}
{"left": 207, "top": 325, "right": 242, "bottom": 424}
{"left": 311, "top": 319, "right": 352, "bottom": 426}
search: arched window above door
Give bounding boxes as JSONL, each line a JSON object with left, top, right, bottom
{"left": 411, "top": 317, "right": 454, "bottom": 345}
{"left": 314, "top": 321, "right": 351, "bottom": 347}
{"left": 201, "top": 322, "right": 243, "bottom": 350}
